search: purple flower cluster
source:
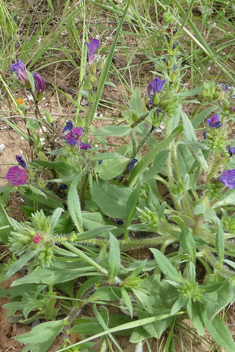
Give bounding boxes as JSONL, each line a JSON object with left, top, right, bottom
{"left": 11, "top": 60, "right": 45, "bottom": 101}
{"left": 218, "top": 170, "right": 235, "bottom": 189}
{"left": 86, "top": 38, "right": 100, "bottom": 65}
{"left": 207, "top": 114, "right": 222, "bottom": 129}
{"left": 6, "top": 155, "right": 28, "bottom": 186}
{"left": 147, "top": 77, "right": 168, "bottom": 105}
{"left": 61, "top": 120, "right": 92, "bottom": 150}
{"left": 11, "top": 60, "right": 31, "bottom": 88}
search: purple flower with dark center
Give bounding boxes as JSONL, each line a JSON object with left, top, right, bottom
{"left": 86, "top": 38, "right": 100, "bottom": 64}
{"left": 218, "top": 169, "right": 235, "bottom": 189}
{"left": 207, "top": 114, "right": 222, "bottom": 129}
{"left": 16, "top": 155, "right": 27, "bottom": 169}
{"left": 229, "top": 147, "right": 235, "bottom": 156}
{"left": 6, "top": 166, "right": 28, "bottom": 186}
{"left": 32, "top": 72, "right": 45, "bottom": 100}
{"left": 11, "top": 59, "right": 30, "bottom": 87}
{"left": 127, "top": 158, "right": 138, "bottom": 173}
{"left": 62, "top": 120, "right": 74, "bottom": 133}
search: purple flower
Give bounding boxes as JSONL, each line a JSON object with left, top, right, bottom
{"left": 32, "top": 72, "right": 45, "bottom": 100}
{"left": 59, "top": 184, "right": 68, "bottom": 190}
{"left": 77, "top": 140, "right": 92, "bottom": 150}
{"left": 218, "top": 169, "right": 235, "bottom": 189}
{"left": 86, "top": 38, "right": 100, "bottom": 64}
{"left": 207, "top": 114, "right": 222, "bottom": 129}
{"left": 229, "top": 147, "right": 235, "bottom": 156}
{"left": 62, "top": 124, "right": 91, "bottom": 150}
{"left": 231, "top": 106, "right": 235, "bottom": 112}
{"left": 16, "top": 155, "right": 27, "bottom": 169}
{"left": 62, "top": 120, "right": 74, "bottom": 133}
{"left": 127, "top": 158, "right": 138, "bottom": 173}
{"left": 203, "top": 131, "right": 207, "bottom": 139}
{"left": 6, "top": 166, "right": 28, "bottom": 186}
{"left": 11, "top": 59, "right": 30, "bottom": 87}
{"left": 148, "top": 77, "right": 168, "bottom": 104}
{"left": 63, "top": 127, "right": 83, "bottom": 145}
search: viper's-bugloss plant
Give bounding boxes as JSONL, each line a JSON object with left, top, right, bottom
{"left": 2, "top": 4, "right": 235, "bottom": 352}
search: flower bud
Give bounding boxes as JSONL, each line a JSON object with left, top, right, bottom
{"left": 88, "top": 90, "right": 96, "bottom": 103}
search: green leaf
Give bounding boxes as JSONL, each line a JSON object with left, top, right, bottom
{"left": 179, "top": 227, "right": 196, "bottom": 263}
{"left": 90, "top": 177, "right": 132, "bottom": 219}
{"left": 150, "top": 248, "right": 185, "bottom": 284}
{"left": 109, "top": 233, "right": 120, "bottom": 283}
{"left": 121, "top": 288, "right": 133, "bottom": 318}
{"left": 28, "top": 185, "right": 47, "bottom": 199}
{"left": 50, "top": 208, "right": 64, "bottom": 232}
{"left": 175, "top": 87, "right": 202, "bottom": 97}
{"left": 92, "top": 125, "right": 132, "bottom": 137}
{"left": 212, "top": 191, "right": 235, "bottom": 209}
{"left": 91, "top": 153, "right": 129, "bottom": 161}
{"left": 31, "top": 160, "right": 77, "bottom": 177}
{"left": 95, "top": 157, "right": 129, "bottom": 180}
{"left": 192, "top": 106, "right": 217, "bottom": 128}
{"left": 14, "top": 320, "right": 65, "bottom": 346}
{"left": 171, "top": 296, "right": 188, "bottom": 315}
{"left": 143, "top": 149, "right": 170, "bottom": 182}
{"left": 187, "top": 301, "right": 204, "bottom": 335}
{"left": 201, "top": 307, "right": 235, "bottom": 352}
{"left": 129, "top": 88, "right": 143, "bottom": 113}
{"left": 124, "top": 188, "right": 139, "bottom": 238}
{"left": 181, "top": 111, "right": 208, "bottom": 171}
{"left": 5, "top": 251, "right": 38, "bottom": 279}
{"left": 26, "top": 119, "right": 40, "bottom": 131}
{"left": 0, "top": 211, "right": 12, "bottom": 244}
{"left": 129, "top": 126, "right": 183, "bottom": 186}
{"left": 68, "top": 167, "right": 88, "bottom": 232}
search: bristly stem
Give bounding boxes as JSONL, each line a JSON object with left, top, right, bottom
{"left": 80, "top": 171, "right": 89, "bottom": 210}
{"left": 130, "top": 130, "right": 136, "bottom": 159}
{"left": 165, "top": 118, "right": 181, "bottom": 211}
{"left": 134, "top": 125, "right": 155, "bottom": 157}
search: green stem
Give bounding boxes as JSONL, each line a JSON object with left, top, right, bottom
{"left": 63, "top": 241, "right": 108, "bottom": 275}
{"left": 72, "top": 234, "right": 175, "bottom": 250}
{"left": 130, "top": 112, "right": 149, "bottom": 129}
{"left": 206, "top": 149, "right": 220, "bottom": 184}
{"left": 203, "top": 248, "right": 235, "bottom": 279}
{"left": 130, "top": 130, "right": 136, "bottom": 159}
{"left": 134, "top": 125, "right": 155, "bottom": 157}
{"left": 80, "top": 171, "right": 89, "bottom": 210}
{"left": 165, "top": 118, "right": 181, "bottom": 211}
